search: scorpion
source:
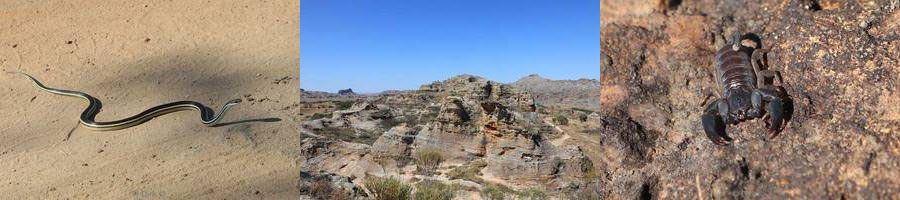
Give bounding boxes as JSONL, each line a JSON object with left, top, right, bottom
{"left": 701, "top": 33, "right": 787, "bottom": 145}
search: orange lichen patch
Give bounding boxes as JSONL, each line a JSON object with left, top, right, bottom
{"left": 600, "top": 0, "right": 667, "bottom": 28}
{"left": 878, "top": 92, "right": 900, "bottom": 122}
{"left": 598, "top": 85, "right": 627, "bottom": 109}
{"left": 600, "top": 0, "right": 658, "bottom": 22}
{"left": 664, "top": 15, "right": 710, "bottom": 51}
{"left": 819, "top": 0, "right": 842, "bottom": 10}
{"left": 483, "top": 124, "right": 498, "bottom": 132}
{"left": 483, "top": 123, "right": 505, "bottom": 139}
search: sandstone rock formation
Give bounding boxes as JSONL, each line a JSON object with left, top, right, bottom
{"left": 298, "top": 75, "right": 594, "bottom": 198}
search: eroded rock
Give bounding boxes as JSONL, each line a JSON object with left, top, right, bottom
{"left": 297, "top": 171, "right": 368, "bottom": 200}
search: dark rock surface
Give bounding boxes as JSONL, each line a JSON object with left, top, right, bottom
{"left": 590, "top": 0, "right": 900, "bottom": 199}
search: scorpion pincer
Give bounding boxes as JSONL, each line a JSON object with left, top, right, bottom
{"left": 701, "top": 33, "right": 787, "bottom": 145}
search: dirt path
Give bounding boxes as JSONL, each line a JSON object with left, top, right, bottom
{"left": 0, "top": 1, "right": 301, "bottom": 199}
{"left": 548, "top": 131, "right": 571, "bottom": 146}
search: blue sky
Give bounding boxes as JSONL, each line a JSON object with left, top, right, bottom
{"left": 300, "top": 0, "right": 600, "bottom": 93}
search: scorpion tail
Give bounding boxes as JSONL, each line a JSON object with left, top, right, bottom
{"left": 731, "top": 32, "right": 744, "bottom": 51}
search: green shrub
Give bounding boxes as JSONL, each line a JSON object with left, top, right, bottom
{"left": 310, "top": 112, "right": 332, "bottom": 120}
{"left": 319, "top": 127, "right": 377, "bottom": 145}
{"left": 413, "top": 180, "right": 455, "bottom": 200}
{"left": 335, "top": 101, "right": 354, "bottom": 110}
{"left": 553, "top": 114, "right": 569, "bottom": 125}
{"left": 446, "top": 160, "right": 487, "bottom": 184}
{"left": 578, "top": 113, "right": 589, "bottom": 122}
{"left": 365, "top": 176, "right": 412, "bottom": 200}
{"left": 415, "top": 149, "right": 445, "bottom": 175}
{"left": 379, "top": 118, "right": 402, "bottom": 129}
{"left": 481, "top": 185, "right": 509, "bottom": 200}
{"left": 481, "top": 184, "right": 549, "bottom": 200}
{"left": 518, "top": 188, "right": 549, "bottom": 200}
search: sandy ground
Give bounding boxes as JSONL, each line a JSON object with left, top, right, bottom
{"left": 0, "top": 1, "right": 301, "bottom": 199}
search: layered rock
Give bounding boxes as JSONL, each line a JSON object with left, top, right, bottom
{"left": 302, "top": 103, "right": 397, "bottom": 144}
{"left": 370, "top": 125, "right": 418, "bottom": 162}
{"left": 482, "top": 144, "right": 593, "bottom": 189}
{"left": 296, "top": 138, "right": 384, "bottom": 179}
{"left": 408, "top": 75, "right": 584, "bottom": 188}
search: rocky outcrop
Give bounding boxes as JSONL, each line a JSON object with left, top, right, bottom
{"left": 483, "top": 145, "right": 593, "bottom": 189}
{"left": 338, "top": 88, "right": 356, "bottom": 96}
{"left": 302, "top": 103, "right": 397, "bottom": 144}
{"left": 408, "top": 75, "right": 582, "bottom": 188}
{"left": 370, "top": 125, "right": 418, "bottom": 162}
{"left": 297, "top": 171, "right": 369, "bottom": 200}
{"left": 418, "top": 81, "right": 443, "bottom": 92}
{"left": 435, "top": 74, "right": 536, "bottom": 112}
{"left": 295, "top": 138, "right": 384, "bottom": 179}
{"left": 412, "top": 96, "right": 488, "bottom": 163}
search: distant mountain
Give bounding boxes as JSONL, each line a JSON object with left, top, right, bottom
{"left": 510, "top": 74, "right": 606, "bottom": 111}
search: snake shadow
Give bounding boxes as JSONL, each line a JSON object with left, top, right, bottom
{"left": 211, "top": 117, "right": 282, "bottom": 127}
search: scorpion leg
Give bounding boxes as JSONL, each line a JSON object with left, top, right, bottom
{"left": 752, "top": 88, "right": 785, "bottom": 138}
{"left": 752, "top": 48, "right": 787, "bottom": 138}
{"left": 702, "top": 99, "right": 732, "bottom": 145}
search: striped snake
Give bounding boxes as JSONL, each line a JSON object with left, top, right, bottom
{"left": 8, "top": 71, "right": 241, "bottom": 131}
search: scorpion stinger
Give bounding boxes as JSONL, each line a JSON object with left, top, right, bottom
{"left": 701, "top": 32, "right": 788, "bottom": 145}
